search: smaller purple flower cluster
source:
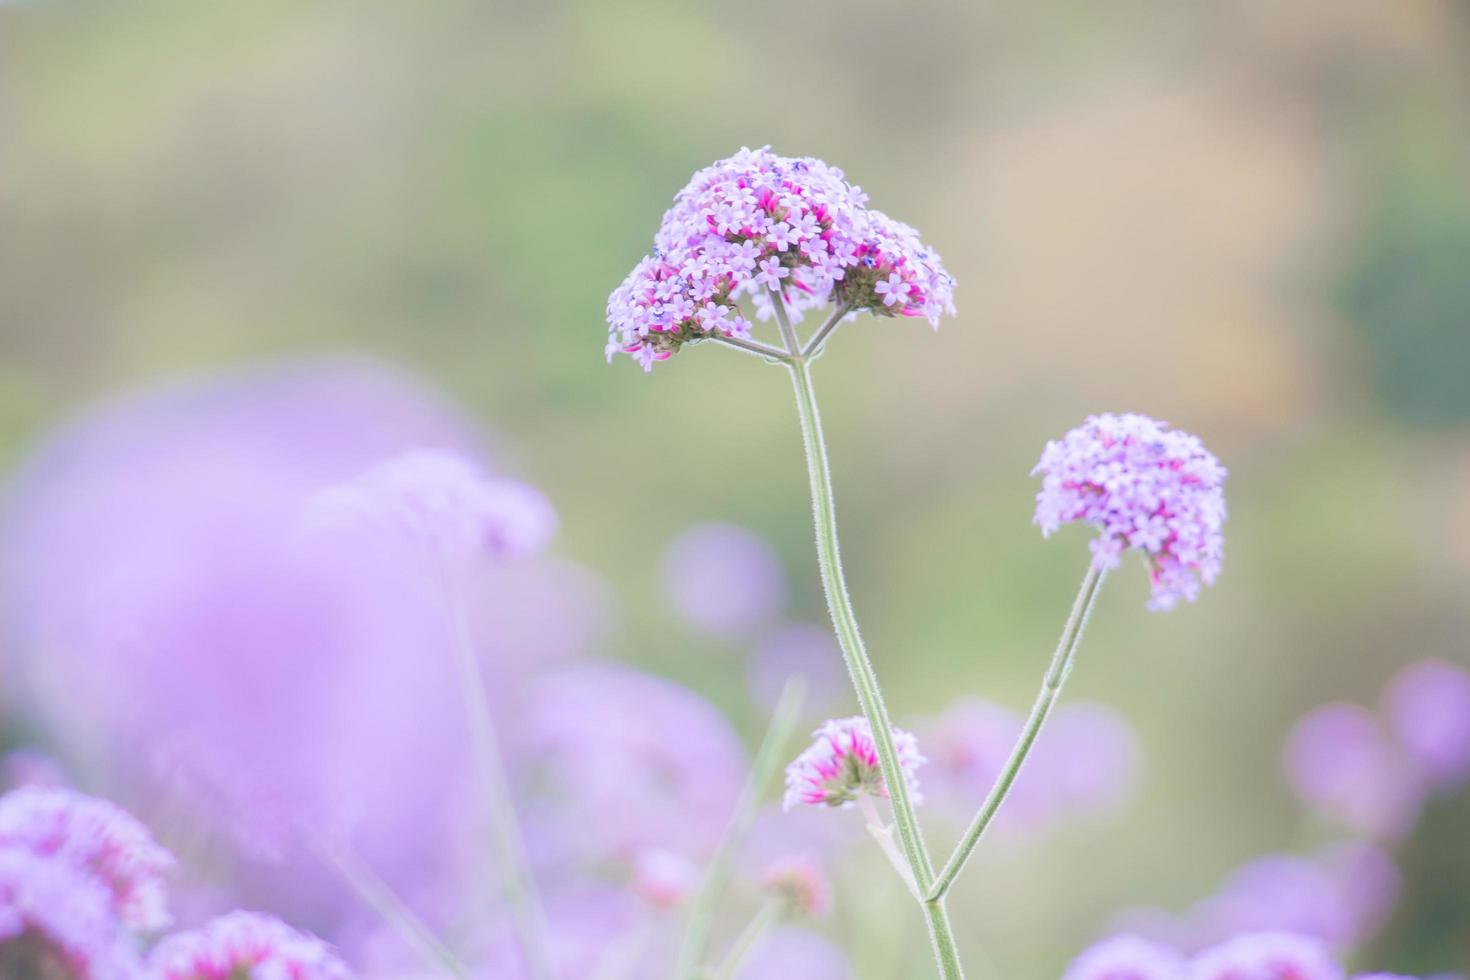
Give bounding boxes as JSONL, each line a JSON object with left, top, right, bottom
{"left": 783, "top": 717, "right": 925, "bottom": 810}
{"left": 1034, "top": 413, "right": 1227, "bottom": 610}
{"left": 606, "top": 146, "right": 955, "bottom": 370}
{"left": 1064, "top": 930, "right": 1423, "bottom": 980}
{"left": 0, "top": 784, "right": 351, "bottom": 979}
{"left": 1285, "top": 658, "right": 1470, "bottom": 841}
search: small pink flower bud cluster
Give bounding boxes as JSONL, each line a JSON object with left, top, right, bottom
{"left": 783, "top": 717, "right": 925, "bottom": 810}
{"left": 759, "top": 853, "right": 832, "bottom": 918}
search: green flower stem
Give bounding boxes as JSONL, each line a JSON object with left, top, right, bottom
{"left": 778, "top": 308, "right": 965, "bottom": 979}
{"left": 712, "top": 333, "right": 791, "bottom": 361}
{"left": 800, "top": 306, "right": 852, "bottom": 359}
{"left": 446, "top": 580, "right": 554, "bottom": 980}
{"left": 674, "top": 677, "right": 806, "bottom": 980}
{"left": 709, "top": 898, "right": 786, "bottom": 980}
{"left": 926, "top": 564, "right": 1106, "bottom": 902}
{"left": 312, "top": 832, "right": 470, "bottom": 979}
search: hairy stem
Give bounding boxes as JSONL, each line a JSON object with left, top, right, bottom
{"left": 675, "top": 678, "right": 806, "bottom": 979}
{"left": 801, "top": 305, "right": 852, "bottom": 358}
{"left": 711, "top": 333, "right": 791, "bottom": 361}
{"left": 927, "top": 564, "right": 1106, "bottom": 901}
{"left": 781, "top": 316, "right": 965, "bottom": 979}
{"left": 446, "top": 580, "right": 554, "bottom": 980}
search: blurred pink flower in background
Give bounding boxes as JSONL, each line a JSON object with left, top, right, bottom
{"left": 919, "top": 697, "right": 1141, "bottom": 838}
{"left": 1381, "top": 659, "right": 1470, "bottom": 791}
{"left": 150, "top": 910, "right": 352, "bottom": 980}
{"left": 515, "top": 662, "right": 747, "bottom": 871}
{"left": 734, "top": 925, "right": 851, "bottom": 980}
{"left": 0, "top": 786, "right": 175, "bottom": 933}
{"left": 1062, "top": 934, "right": 1187, "bottom": 980}
{"left": 0, "top": 359, "right": 611, "bottom": 948}
{"left": 1186, "top": 931, "right": 1343, "bottom": 980}
{"left": 662, "top": 523, "right": 788, "bottom": 639}
{"left": 1283, "top": 703, "right": 1425, "bottom": 842}
{"left": 745, "top": 622, "right": 848, "bottom": 718}
{"left": 1189, "top": 843, "right": 1401, "bottom": 953}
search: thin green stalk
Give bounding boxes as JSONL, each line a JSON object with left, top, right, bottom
{"left": 674, "top": 677, "right": 806, "bottom": 979}
{"left": 709, "top": 898, "right": 785, "bottom": 980}
{"left": 779, "top": 310, "right": 965, "bottom": 979}
{"left": 784, "top": 356, "right": 933, "bottom": 885}
{"left": 927, "top": 564, "right": 1106, "bottom": 901}
{"left": 801, "top": 305, "right": 851, "bottom": 359}
{"left": 313, "top": 833, "right": 470, "bottom": 979}
{"left": 445, "top": 579, "right": 554, "bottom": 980}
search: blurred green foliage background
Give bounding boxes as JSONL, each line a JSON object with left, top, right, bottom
{"left": 2, "top": 1, "right": 1468, "bottom": 976}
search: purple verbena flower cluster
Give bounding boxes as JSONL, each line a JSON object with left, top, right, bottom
{"left": 783, "top": 717, "right": 925, "bottom": 810}
{"left": 1034, "top": 413, "right": 1227, "bottom": 610}
{"left": 606, "top": 146, "right": 955, "bottom": 369}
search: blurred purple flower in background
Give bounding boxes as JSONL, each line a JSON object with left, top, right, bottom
{"left": 1381, "top": 659, "right": 1470, "bottom": 791}
{"left": 663, "top": 523, "right": 787, "bottom": 639}
{"left": 0, "top": 359, "right": 611, "bottom": 948}
{"left": 515, "top": 662, "right": 747, "bottom": 871}
{"left": 0, "top": 786, "right": 175, "bottom": 933}
{"left": 745, "top": 622, "right": 847, "bottom": 717}
{"left": 302, "top": 448, "right": 556, "bottom": 566}
{"left": 0, "top": 846, "right": 140, "bottom": 979}
{"left": 1186, "top": 931, "right": 1344, "bottom": 980}
{"left": 1190, "top": 843, "right": 1401, "bottom": 952}
{"left": 1062, "top": 934, "right": 1187, "bottom": 980}
{"left": 758, "top": 852, "right": 831, "bottom": 918}
{"left": 734, "top": 925, "right": 851, "bottom": 980}
{"left": 150, "top": 910, "right": 352, "bottom": 980}
{"left": 919, "top": 697, "right": 1141, "bottom": 838}
{"left": 1, "top": 751, "right": 68, "bottom": 793}
{"left": 1284, "top": 703, "right": 1425, "bottom": 841}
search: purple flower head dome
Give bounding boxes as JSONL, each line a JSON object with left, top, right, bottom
{"left": 606, "top": 147, "right": 955, "bottom": 370}
{"left": 1034, "top": 413, "right": 1227, "bottom": 610}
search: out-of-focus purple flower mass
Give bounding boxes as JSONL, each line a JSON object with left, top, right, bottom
{"left": 919, "top": 697, "right": 1141, "bottom": 838}
{"left": 662, "top": 523, "right": 788, "bottom": 639}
